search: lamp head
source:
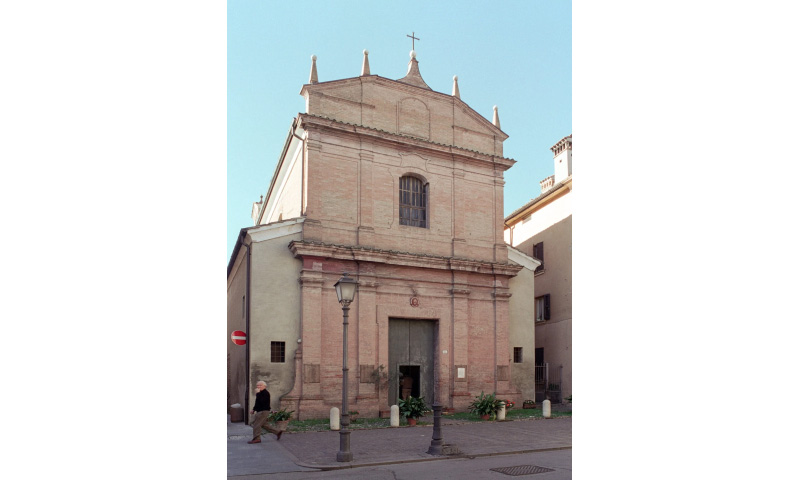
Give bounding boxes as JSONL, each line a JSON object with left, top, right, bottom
{"left": 334, "top": 272, "right": 357, "bottom": 305}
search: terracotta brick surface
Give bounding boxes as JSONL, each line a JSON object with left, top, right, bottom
{"left": 239, "top": 70, "right": 532, "bottom": 419}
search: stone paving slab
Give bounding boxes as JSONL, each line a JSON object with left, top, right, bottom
{"left": 276, "top": 417, "right": 572, "bottom": 469}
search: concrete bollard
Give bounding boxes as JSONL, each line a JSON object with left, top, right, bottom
{"left": 497, "top": 401, "right": 506, "bottom": 421}
{"left": 390, "top": 405, "right": 400, "bottom": 427}
{"left": 330, "top": 407, "right": 340, "bottom": 430}
{"left": 542, "top": 399, "right": 551, "bottom": 418}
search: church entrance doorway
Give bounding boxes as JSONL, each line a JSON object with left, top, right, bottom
{"left": 388, "top": 318, "right": 436, "bottom": 407}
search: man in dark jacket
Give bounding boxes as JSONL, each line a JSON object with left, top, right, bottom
{"left": 248, "top": 380, "right": 282, "bottom": 443}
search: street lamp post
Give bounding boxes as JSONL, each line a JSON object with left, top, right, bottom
{"left": 334, "top": 272, "right": 357, "bottom": 462}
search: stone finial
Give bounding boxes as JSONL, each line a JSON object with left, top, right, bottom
{"left": 452, "top": 75, "right": 460, "bottom": 99}
{"left": 397, "top": 50, "right": 431, "bottom": 90}
{"left": 361, "top": 49, "right": 370, "bottom": 76}
{"left": 309, "top": 54, "right": 318, "bottom": 84}
{"left": 492, "top": 105, "right": 500, "bottom": 128}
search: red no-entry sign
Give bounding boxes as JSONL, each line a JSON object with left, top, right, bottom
{"left": 231, "top": 330, "right": 246, "bottom": 345}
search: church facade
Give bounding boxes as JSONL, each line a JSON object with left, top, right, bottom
{"left": 227, "top": 50, "right": 538, "bottom": 420}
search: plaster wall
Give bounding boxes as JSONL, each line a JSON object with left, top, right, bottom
{"left": 247, "top": 224, "right": 303, "bottom": 411}
{"left": 514, "top": 215, "right": 572, "bottom": 399}
{"left": 226, "top": 247, "right": 248, "bottom": 411}
{"left": 507, "top": 248, "right": 538, "bottom": 402}
{"left": 265, "top": 141, "right": 304, "bottom": 223}
{"left": 505, "top": 191, "right": 571, "bottom": 247}
{"left": 259, "top": 135, "right": 304, "bottom": 226}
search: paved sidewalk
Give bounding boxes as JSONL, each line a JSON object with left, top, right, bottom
{"left": 228, "top": 414, "right": 571, "bottom": 475}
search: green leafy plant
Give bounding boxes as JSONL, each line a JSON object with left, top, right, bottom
{"left": 397, "top": 395, "right": 431, "bottom": 419}
{"left": 565, "top": 395, "right": 572, "bottom": 403}
{"left": 268, "top": 408, "right": 294, "bottom": 421}
{"left": 468, "top": 391, "right": 500, "bottom": 418}
{"left": 522, "top": 399, "right": 536, "bottom": 406}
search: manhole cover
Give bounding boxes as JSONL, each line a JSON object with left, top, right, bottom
{"left": 490, "top": 465, "right": 556, "bottom": 476}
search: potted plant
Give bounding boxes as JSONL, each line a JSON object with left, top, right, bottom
{"left": 468, "top": 391, "right": 500, "bottom": 420}
{"left": 397, "top": 395, "right": 430, "bottom": 426}
{"left": 268, "top": 408, "right": 294, "bottom": 432}
{"left": 522, "top": 399, "right": 536, "bottom": 409}
{"left": 503, "top": 400, "right": 515, "bottom": 410}
{"left": 348, "top": 410, "right": 359, "bottom": 423}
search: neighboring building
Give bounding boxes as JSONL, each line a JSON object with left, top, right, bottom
{"left": 227, "top": 50, "right": 539, "bottom": 420}
{"left": 504, "top": 135, "right": 572, "bottom": 403}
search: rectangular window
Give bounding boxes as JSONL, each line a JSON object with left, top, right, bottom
{"left": 535, "top": 294, "right": 551, "bottom": 322}
{"left": 532, "top": 242, "right": 544, "bottom": 273}
{"left": 399, "top": 176, "right": 427, "bottom": 228}
{"left": 513, "top": 347, "right": 523, "bottom": 363}
{"left": 270, "top": 341, "right": 285, "bottom": 363}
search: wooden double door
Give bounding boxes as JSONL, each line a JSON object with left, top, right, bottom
{"left": 388, "top": 318, "right": 436, "bottom": 407}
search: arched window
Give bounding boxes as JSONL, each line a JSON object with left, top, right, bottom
{"left": 399, "top": 175, "right": 427, "bottom": 228}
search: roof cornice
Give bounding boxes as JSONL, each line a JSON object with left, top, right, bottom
{"left": 505, "top": 176, "right": 572, "bottom": 224}
{"left": 288, "top": 240, "right": 523, "bottom": 277}
{"left": 298, "top": 113, "right": 515, "bottom": 171}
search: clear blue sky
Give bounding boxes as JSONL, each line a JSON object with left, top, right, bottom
{"left": 228, "top": 0, "right": 572, "bottom": 260}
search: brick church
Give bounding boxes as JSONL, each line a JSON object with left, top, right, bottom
{"left": 227, "top": 49, "right": 539, "bottom": 420}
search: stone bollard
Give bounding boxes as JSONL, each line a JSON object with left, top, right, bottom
{"left": 390, "top": 405, "right": 400, "bottom": 427}
{"left": 497, "top": 401, "right": 506, "bottom": 421}
{"left": 330, "top": 407, "right": 340, "bottom": 430}
{"left": 542, "top": 399, "right": 551, "bottom": 418}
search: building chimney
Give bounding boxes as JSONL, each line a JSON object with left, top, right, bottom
{"left": 551, "top": 134, "right": 572, "bottom": 183}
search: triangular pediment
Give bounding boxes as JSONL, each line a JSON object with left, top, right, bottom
{"left": 301, "top": 75, "right": 506, "bottom": 154}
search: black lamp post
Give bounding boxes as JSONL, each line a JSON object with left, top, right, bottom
{"left": 334, "top": 272, "right": 357, "bottom": 462}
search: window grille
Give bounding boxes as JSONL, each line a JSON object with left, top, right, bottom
{"left": 270, "top": 341, "right": 285, "bottom": 363}
{"left": 399, "top": 176, "right": 427, "bottom": 227}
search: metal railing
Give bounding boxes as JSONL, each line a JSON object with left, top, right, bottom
{"left": 534, "top": 364, "right": 562, "bottom": 403}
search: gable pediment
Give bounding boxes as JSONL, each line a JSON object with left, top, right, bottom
{"left": 301, "top": 75, "right": 506, "bottom": 155}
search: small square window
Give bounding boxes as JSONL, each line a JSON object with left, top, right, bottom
{"left": 270, "top": 341, "right": 285, "bottom": 363}
{"left": 513, "top": 347, "right": 523, "bottom": 363}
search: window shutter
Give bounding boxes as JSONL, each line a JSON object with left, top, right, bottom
{"left": 544, "top": 294, "right": 551, "bottom": 320}
{"left": 534, "top": 242, "right": 544, "bottom": 273}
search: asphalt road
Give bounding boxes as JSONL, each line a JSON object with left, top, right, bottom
{"left": 230, "top": 449, "right": 572, "bottom": 479}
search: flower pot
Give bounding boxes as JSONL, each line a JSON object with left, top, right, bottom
{"left": 275, "top": 420, "right": 289, "bottom": 431}
{"left": 480, "top": 414, "right": 490, "bottom": 421}
{"left": 523, "top": 404, "right": 536, "bottom": 409}
{"left": 407, "top": 418, "right": 417, "bottom": 426}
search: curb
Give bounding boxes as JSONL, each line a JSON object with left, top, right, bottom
{"left": 290, "top": 445, "right": 573, "bottom": 471}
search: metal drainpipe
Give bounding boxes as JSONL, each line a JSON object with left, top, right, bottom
{"left": 243, "top": 236, "right": 252, "bottom": 425}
